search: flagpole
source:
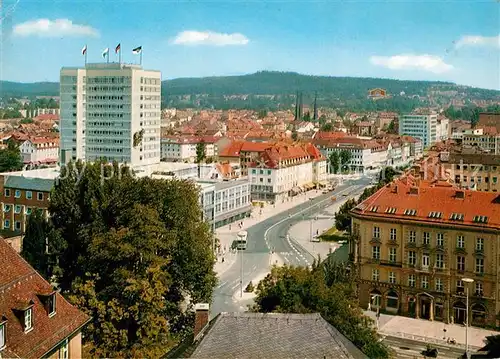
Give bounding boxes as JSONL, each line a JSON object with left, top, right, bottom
{"left": 140, "top": 49, "right": 143, "bottom": 66}
{"left": 119, "top": 44, "right": 121, "bottom": 64}
{"left": 107, "top": 46, "right": 109, "bottom": 63}
{"left": 85, "top": 50, "right": 87, "bottom": 65}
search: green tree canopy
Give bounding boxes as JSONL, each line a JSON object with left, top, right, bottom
{"left": 252, "top": 262, "right": 390, "bottom": 358}
{"left": 48, "top": 161, "right": 217, "bottom": 356}
{"left": 21, "top": 210, "right": 49, "bottom": 277}
{"left": 328, "top": 152, "right": 340, "bottom": 174}
{"left": 320, "top": 122, "right": 333, "bottom": 131}
{"left": 334, "top": 198, "right": 357, "bottom": 232}
{"left": 339, "top": 149, "right": 352, "bottom": 171}
{"left": 0, "top": 140, "right": 23, "bottom": 172}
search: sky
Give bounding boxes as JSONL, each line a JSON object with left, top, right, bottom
{"left": 1, "top": 0, "right": 499, "bottom": 90}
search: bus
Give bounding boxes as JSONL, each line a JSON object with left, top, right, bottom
{"left": 236, "top": 231, "right": 248, "bottom": 250}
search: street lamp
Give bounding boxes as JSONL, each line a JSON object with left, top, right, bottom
{"left": 462, "top": 277, "right": 474, "bottom": 359}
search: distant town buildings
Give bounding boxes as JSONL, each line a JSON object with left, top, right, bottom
{"left": 59, "top": 63, "right": 161, "bottom": 168}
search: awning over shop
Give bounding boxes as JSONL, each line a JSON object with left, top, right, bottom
{"left": 319, "top": 180, "right": 329, "bottom": 186}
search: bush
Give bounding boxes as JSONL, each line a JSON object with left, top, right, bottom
{"left": 245, "top": 281, "right": 255, "bottom": 293}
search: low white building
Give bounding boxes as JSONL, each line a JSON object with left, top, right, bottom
{"left": 161, "top": 135, "right": 217, "bottom": 162}
{"left": 248, "top": 143, "right": 327, "bottom": 202}
{"left": 436, "top": 116, "right": 450, "bottom": 141}
{"left": 20, "top": 138, "right": 59, "bottom": 165}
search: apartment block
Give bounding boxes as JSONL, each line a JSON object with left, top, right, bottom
{"left": 350, "top": 178, "right": 500, "bottom": 327}
{"left": 161, "top": 135, "right": 218, "bottom": 162}
{"left": 0, "top": 239, "right": 89, "bottom": 358}
{"left": 399, "top": 113, "right": 438, "bottom": 148}
{"left": 60, "top": 63, "right": 161, "bottom": 168}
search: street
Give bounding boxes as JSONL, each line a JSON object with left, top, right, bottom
{"left": 382, "top": 335, "right": 466, "bottom": 359}
{"left": 211, "top": 175, "right": 373, "bottom": 317}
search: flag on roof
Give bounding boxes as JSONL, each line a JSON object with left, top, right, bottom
{"left": 81, "top": 45, "right": 87, "bottom": 56}
{"left": 115, "top": 43, "right": 121, "bottom": 53}
{"left": 132, "top": 46, "right": 142, "bottom": 54}
{"left": 102, "top": 48, "right": 109, "bottom": 58}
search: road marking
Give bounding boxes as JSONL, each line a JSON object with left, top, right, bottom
{"left": 217, "top": 280, "right": 228, "bottom": 289}
{"left": 263, "top": 185, "right": 355, "bottom": 250}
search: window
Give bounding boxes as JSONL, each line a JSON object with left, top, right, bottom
{"left": 422, "top": 254, "right": 430, "bottom": 268}
{"left": 59, "top": 339, "right": 68, "bottom": 359}
{"left": 373, "top": 226, "right": 380, "bottom": 238}
{"left": 26, "top": 191, "right": 32, "bottom": 200}
{"left": 408, "top": 230, "right": 416, "bottom": 243}
{"left": 408, "top": 274, "right": 416, "bottom": 287}
{"left": 3, "top": 220, "right": 9, "bottom": 229}
{"left": 389, "top": 248, "right": 397, "bottom": 262}
{"left": 436, "top": 233, "right": 444, "bottom": 247}
{"left": 408, "top": 251, "right": 416, "bottom": 266}
{"left": 14, "top": 190, "right": 21, "bottom": 198}
{"left": 390, "top": 228, "right": 397, "bottom": 241}
{"left": 389, "top": 271, "right": 396, "bottom": 284}
{"left": 48, "top": 293, "right": 56, "bottom": 316}
{"left": 475, "top": 258, "right": 484, "bottom": 274}
{"left": 457, "top": 256, "right": 465, "bottom": 272}
{"left": 15, "top": 221, "right": 21, "bottom": 231}
{"left": 372, "top": 246, "right": 380, "bottom": 260}
{"left": 4, "top": 189, "right": 10, "bottom": 197}
{"left": 457, "top": 235, "right": 465, "bottom": 249}
{"left": 476, "top": 238, "right": 484, "bottom": 251}
{"left": 457, "top": 279, "right": 464, "bottom": 293}
{"left": 3, "top": 204, "right": 10, "bottom": 212}
{"left": 423, "top": 232, "right": 430, "bottom": 245}
{"left": 14, "top": 205, "right": 21, "bottom": 214}
{"left": 436, "top": 254, "right": 444, "bottom": 268}
{"left": 435, "top": 278, "right": 443, "bottom": 292}
{"left": 372, "top": 269, "right": 379, "bottom": 281}
{"left": 24, "top": 308, "right": 33, "bottom": 332}
{"left": 37, "top": 192, "right": 44, "bottom": 201}
{"left": 475, "top": 282, "right": 483, "bottom": 296}
{"left": 0, "top": 322, "right": 4, "bottom": 349}
{"left": 421, "top": 276, "right": 429, "bottom": 289}
{"left": 26, "top": 207, "right": 32, "bottom": 215}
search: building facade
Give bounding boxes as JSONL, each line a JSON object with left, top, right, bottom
{"left": 0, "top": 169, "right": 55, "bottom": 234}
{"left": 161, "top": 136, "right": 217, "bottom": 162}
{"left": 20, "top": 138, "right": 59, "bottom": 165}
{"left": 399, "top": 113, "right": 438, "bottom": 148}
{"left": 350, "top": 179, "right": 500, "bottom": 327}
{"left": 0, "top": 239, "right": 89, "bottom": 358}
{"left": 60, "top": 63, "right": 161, "bottom": 168}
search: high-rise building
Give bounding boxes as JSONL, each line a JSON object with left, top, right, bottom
{"left": 60, "top": 63, "right": 161, "bottom": 168}
{"left": 399, "top": 113, "right": 438, "bottom": 148}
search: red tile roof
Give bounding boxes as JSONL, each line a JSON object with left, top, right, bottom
{"left": 351, "top": 178, "right": 500, "bottom": 230}
{"left": 0, "top": 239, "right": 89, "bottom": 358}
{"left": 249, "top": 143, "right": 324, "bottom": 169}
{"left": 33, "top": 114, "right": 59, "bottom": 122}
{"left": 219, "top": 140, "right": 271, "bottom": 157}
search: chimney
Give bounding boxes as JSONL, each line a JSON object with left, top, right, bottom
{"left": 455, "top": 190, "right": 465, "bottom": 199}
{"left": 194, "top": 303, "right": 210, "bottom": 338}
{"left": 409, "top": 186, "right": 419, "bottom": 195}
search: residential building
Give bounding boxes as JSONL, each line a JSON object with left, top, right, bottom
{"left": 0, "top": 238, "right": 89, "bottom": 358}
{"left": 167, "top": 305, "right": 367, "bottom": 358}
{"left": 313, "top": 137, "right": 387, "bottom": 173}
{"left": 439, "top": 152, "right": 500, "bottom": 192}
{"left": 350, "top": 178, "right": 500, "bottom": 327}
{"left": 60, "top": 63, "right": 161, "bottom": 168}
{"left": 436, "top": 116, "right": 450, "bottom": 141}
{"left": 462, "top": 128, "right": 500, "bottom": 155}
{"left": 248, "top": 143, "right": 326, "bottom": 202}
{"left": 36, "top": 108, "right": 60, "bottom": 116}
{"left": 19, "top": 137, "right": 59, "bottom": 166}
{"left": 0, "top": 168, "right": 57, "bottom": 234}
{"left": 399, "top": 113, "right": 438, "bottom": 148}
{"left": 218, "top": 141, "right": 271, "bottom": 176}
{"left": 160, "top": 135, "right": 217, "bottom": 162}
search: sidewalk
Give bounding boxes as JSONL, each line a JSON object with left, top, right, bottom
{"left": 213, "top": 189, "right": 324, "bottom": 276}
{"left": 365, "top": 311, "right": 499, "bottom": 350}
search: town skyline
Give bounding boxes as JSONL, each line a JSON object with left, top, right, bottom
{"left": 1, "top": 0, "right": 499, "bottom": 89}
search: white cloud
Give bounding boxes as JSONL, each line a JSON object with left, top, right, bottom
{"left": 454, "top": 34, "right": 500, "bottom": 49}
{"left": 172, "top": 30, "right": 249, "bottom": 46}
{"left": 370, "top": 54, "right": 453, "bottom": 74}
{"left": 13, "top": 19, "right": 99, "bottom": 37}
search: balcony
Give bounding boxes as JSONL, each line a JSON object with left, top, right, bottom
{"left": 407, "top": 241, "right": 417, "bottom": 248}
{"left": 370, "top": 237, "right": 381, "bottom": 244}
{"left": 454, "top": 247, "right": 467, "bottom": 255}
{"left": 379, "top": 260, "right": 403, "bottom": 268}
{"left": 474, "top": 248, "right": 484, "bottom": 257}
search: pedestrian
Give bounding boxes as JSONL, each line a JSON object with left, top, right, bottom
{"left": 229, "top": 224, "right": 232, "bottom": 230}
{"left": 222, "top": 257, "right": 225, "bottom": 263}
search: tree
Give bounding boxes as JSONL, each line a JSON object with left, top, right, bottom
{"left": 252, "top": 263, "right": 389, "bottom": 358}
{"left": 334, "top": 199, "right": 357, "bottom": 232}
{"left": 0, "top": 140, "right": 23, "bottom": 172}
{"left": 387, "top": 120, "right": 397, "bottom": 134}
{"left": 291, "top": 130, "right": 298, "bottom": 141}
{"left": 257, "top": 109, "right": 267, "bottom": 119}
{"left": 339, "top": 150, "right": 352, "bottom": 172}
{"left": 20, "top": 118, "right": 34, "bottom": 124}
{"left": 303, "top": 111, "right": 311, "bottom": 122}
{"left": 378, "top": 166, "right": 398, "bottom": 185}
{"left": 21, "top": 210, "right": 49, "bottom": 277}
{"left": 328, "top": 152, "right": 340, "bottom": 174}
{"left": 320, "top": 122, "right": 333, "bottom": 131}
{"left": 195, "top": 141, "right": 206, "bottom": 177}
{"left": 49, "top": 161, "right": 217, "bottom": 356}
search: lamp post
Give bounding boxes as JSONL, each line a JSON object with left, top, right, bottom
{"left": 462, "top": 277, "right": 474, "bottom": 359}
